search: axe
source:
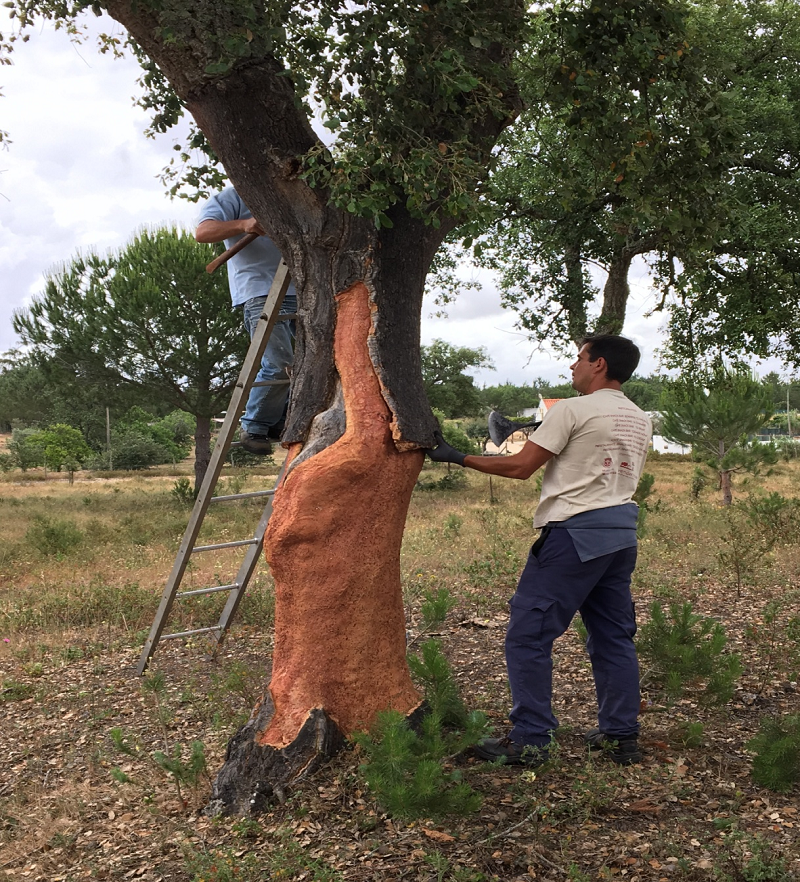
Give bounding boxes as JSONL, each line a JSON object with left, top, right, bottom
{"left": 488, "top": 410, "right": 542, "bottom": 447}
{"left": 205, "top": 232, "right": 259, "bottom": 274}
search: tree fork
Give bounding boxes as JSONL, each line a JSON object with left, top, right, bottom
{"left": 208, "top": 281, "right": 424, "bottom": 814}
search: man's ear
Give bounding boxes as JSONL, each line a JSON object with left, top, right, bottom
{"left": 592, "top": 356, "right": 608, "bottom": 377}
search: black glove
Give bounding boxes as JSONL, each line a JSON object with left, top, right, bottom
{"left": 426, "top": 431, "right": 467, "bottom": 467}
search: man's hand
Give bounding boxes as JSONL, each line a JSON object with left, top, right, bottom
{"left": 196, "top": 217, "right": 266, "bottom": 244}
{"left": 426, "top": 432, "right": 467, "bottom": 467}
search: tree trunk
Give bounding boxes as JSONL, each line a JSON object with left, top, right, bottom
{"left": 100, "top": 0, "right": 520, "bottom": 813}
{"left": 209, "top": 280, "right": 425, "bottom": 814}
{"left": 596, "top": 249, "right": 634, "bottom": 336}
{"left": 720, "top": 469, "right": 733, "bottom": 506}
{"left": 194, "top": 414, "right": 212, "bottom": 491}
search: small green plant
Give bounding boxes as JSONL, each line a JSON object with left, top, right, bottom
{"left": 152, "top": 740, "right": 208, "bottom": 802}
{"left": 462, "top": 513, "right": 521, "bottom": 591}
{"left": 674, "top": 720, "right": 705, "bottom": 748}
{"left": 739, "top": 492, "right": 800, "bottom": 547}
{"left": 633, "top": 472, "right": 656, "bottom": 537}
{"left": 171, "top": 477, "right": 196, "bottom": 505}
{"left": 420, "top": 586, "right": 457, "bottom": 629}
{"left": 186, "top": 830, "right": 343, "bottom": 882}
{"left": 745, "top": 592, "right": 800, "bottom": 687}
{"left": 711, "top": 828, "right": 794, "bottom": 881}
{"left": 1, "top": 679, "right": 34, "bottom": 703}
{"left": 636, "top": 601, "right": 742, "bottom": 704}
{"left": 25, "top": 515, "right": 83, "bottom": 556}
{"left": 716, "top": 505, "right": 773, "bottom": 597}
{"left": 109, "top": 723, "right": 209, "bottom": 806}
{"left": 216, "top": 471, "right": 249, "bottom": 497}
{"left": 442, "top": 512, "right": 462, "bottom": 538}
{"left": 747, "top": 714, "right": 800, "bottom": 793}
{"left": 355, "top": 640, "right": 486, "bottom": 818}
{"left": 690, "top": 465, "right": 709, "bottom": 500}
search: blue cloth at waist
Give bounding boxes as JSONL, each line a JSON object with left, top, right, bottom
{"left": 549, "top": 503, "right": 639, "bottom": 562}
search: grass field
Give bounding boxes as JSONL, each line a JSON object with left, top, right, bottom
{"left": 0, "top": 453, "right": 798, "bottom": 881}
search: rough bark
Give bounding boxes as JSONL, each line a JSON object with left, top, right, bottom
{"left": 720, "top": 469, "right": 733, "bottom": 507}
{"left": 596, "top": 249, "right": 633, "bottom": 336}
{"left": 194, "top": 414, "right": 212, "bottom": 491}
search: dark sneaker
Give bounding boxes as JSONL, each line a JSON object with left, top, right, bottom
{"left": 266, "top": 421, "right": 285, "bottom": 441}
{"left": 473, "top": 736, "right": 549, "bottom": 767}
{"left": 585, "top": 728, "right": 642, "bottom": 765}
{"left": 239, "top": 430, "right": 273, "bottom": 455}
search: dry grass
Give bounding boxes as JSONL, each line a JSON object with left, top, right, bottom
{"left": 0, "top": 454, "right": 799, "bottom": 881}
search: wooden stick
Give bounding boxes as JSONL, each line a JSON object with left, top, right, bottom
{"left": 205, "top": 232, "right": 259, "bottom": 274}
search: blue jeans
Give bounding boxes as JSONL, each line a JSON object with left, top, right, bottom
{"left": 240, "top": 294, "right": 297, "bottom": 435}
{"left": 506, "top": 528, "right": 640, "bottom": 747}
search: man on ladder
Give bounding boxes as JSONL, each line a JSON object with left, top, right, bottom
{"left": 196, "top": 187, "right": 297, "bottom": 455}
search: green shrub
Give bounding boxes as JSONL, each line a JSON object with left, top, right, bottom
{"left": 25, "top": 515, "right": 83, "bottom": 556}
{"left": 171, "top": 477, "right": 196, "bottom": 505}
{"left": 420, "top": 586, "right": 457, "bottom": 629}
{"left": 7, "top": 427, "right": 46, "bottom": 471}
{"left": 691, "top": 465, "right": 709, "bottom": 500}
{"left": 748, "top": 714, "right": 800, "bottom": 793}
{"left": 109, "top": 428, "right": 175, "bottom": 470}
{"left": 739, "top": 492, "right": 800, "bottom": 546}
{"left": 636, "top": 601, "right": 742, "bottom": 704}
{"left": 417, "top": 469, "right": 468, "bottom": 491}
{"left": 355, "top": 639, "right": 486, "bottom": 818}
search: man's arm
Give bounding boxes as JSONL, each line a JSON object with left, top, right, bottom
{"left": 195, "top": 217, "right": 265, "bottom": 244}
{"left": 428, "top": 436, "right": 554, "bottom": 479}
{"left": 464, "top": 440, "right": 554, "bottom": 479}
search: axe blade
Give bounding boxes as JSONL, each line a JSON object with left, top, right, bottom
{"left": 488, "top": 411, "right": 542, "bottom": 447}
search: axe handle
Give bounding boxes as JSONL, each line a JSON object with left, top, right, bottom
{"left": 205, "top": 232, "right": 259, "bottom": 274}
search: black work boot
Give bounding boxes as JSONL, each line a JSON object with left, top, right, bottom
{"left": 239, "top": 430, "right": 273, "bottom": 455}
{"left": 585, "top": 728, "right": 642, "bottom": 765}
{"left": 473, "top": 736, "right": 550, "bottom": 767}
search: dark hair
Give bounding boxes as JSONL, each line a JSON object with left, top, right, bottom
{"left": 579, "top": 335, "right": 641, "bottom": 383}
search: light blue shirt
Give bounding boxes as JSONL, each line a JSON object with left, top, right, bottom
{"left": 198, "top": 188, "right": 296, "bottom": 307}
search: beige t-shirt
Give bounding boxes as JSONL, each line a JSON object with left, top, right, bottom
{"left": 531, "top": 389, "right": 652, "bottom": 528}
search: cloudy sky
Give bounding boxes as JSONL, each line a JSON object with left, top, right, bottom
{"left": 1, "top": 12, "right": 673, "bottom": 388}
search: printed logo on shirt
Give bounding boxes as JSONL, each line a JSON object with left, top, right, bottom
{"left": 620, "top": 461, "right": 634, "bottom": 473}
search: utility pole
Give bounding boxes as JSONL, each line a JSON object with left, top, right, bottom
{"left": 788, "top": 387, "right": 792, "bottom": 437}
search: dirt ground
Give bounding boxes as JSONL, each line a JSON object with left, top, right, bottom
{"left": 0, "top": 458, "right": 799, "bottom": 881}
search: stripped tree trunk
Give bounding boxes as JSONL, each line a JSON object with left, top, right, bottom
{"left": 210, "top": 282, "right": 425, "bottom": 814}
{"left": 101, "top": 0, "right": 523, "bottom": 815}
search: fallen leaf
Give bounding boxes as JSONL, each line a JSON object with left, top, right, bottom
{"left": 423, "top": 828, "right": 455, "bottom": 843}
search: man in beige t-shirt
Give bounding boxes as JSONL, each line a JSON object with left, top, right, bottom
{"left": 428, "top": 335, "right": 652, "bottom": 767}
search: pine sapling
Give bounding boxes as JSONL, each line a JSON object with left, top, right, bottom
{"left": 748, "top": 714, "right": 800, "bottom": 793}
{"left": 637, "top": 601, "right": 742, "bottom": 704}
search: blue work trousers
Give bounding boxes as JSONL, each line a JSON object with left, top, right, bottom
{"left": 241, "top": 293, "right": 297, "bottom": 435}
{"left": 506, "top": 528, "right": 640, "bottom": 748}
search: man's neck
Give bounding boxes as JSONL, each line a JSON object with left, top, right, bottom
{"left": 585, "top": 379, "right": 623, "bottom": 395}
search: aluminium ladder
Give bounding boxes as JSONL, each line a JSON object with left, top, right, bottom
{"left": 136, "top": 261, "right": 294, "bottom": 675}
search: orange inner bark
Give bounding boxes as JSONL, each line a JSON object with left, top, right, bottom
{"left": 260, "top": 282, "right": 423, "bottom": 746}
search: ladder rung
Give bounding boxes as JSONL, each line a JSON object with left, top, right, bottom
{"left": 177, "top": 583, "right": 239, "bottom": 598}
{"left": 273, "top": 313, "right": 298, "bottom": 321}
{"left": 192, "top": 539, "right": 260, "bottom": 553}
{"left": 250, "top": 379, "right": 291, "bottom": 388}
{"left": 211, "top": 490, "right": 276, "bottom": 503}
{"left": 161, "top": 626, "right": 222, "bottom": 641}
